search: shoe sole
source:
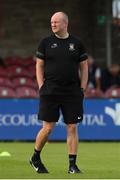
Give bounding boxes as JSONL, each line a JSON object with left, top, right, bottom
{"left": 68, "top": 170, "right": 82, "bottom": 174}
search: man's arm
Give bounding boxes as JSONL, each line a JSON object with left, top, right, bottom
{"left": 36, "top": 58, "right": 44, "bottom": 89}
{"left": 79, "top": 59, "right": 88, "bottom": 91}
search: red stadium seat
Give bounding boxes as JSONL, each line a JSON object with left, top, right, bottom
{"left": 0, "top": 67, "right": 8, "bottom": 77}
{"left": 27, "top": 64, "right": 36, "bottom": 78}
{"left": 4, "top": 56, "right": 24, "bottom": 66}
{"left": 12, "top": 76, "right": 37, "bottom": 89}
{"left": 0, "top": 86, "right": 16, "bottom": 98}
{"left": 6, "top": 65, "right": 30, "bottom": 78}
{"left": 85, "top": 88, "right": 104, "bottom": 98}
{"left": 105, "top": 87, "right": 120, "bottom": 98}
{"left": 0, "top": 77, "right": 13, "bottom": 88}
{"left": 16, "top": 86, "right": 38, "bottom": 98}
{"left": 24, "top": 56, "right": 36, "bottom": 66}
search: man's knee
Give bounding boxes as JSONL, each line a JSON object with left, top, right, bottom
{"left": 42, "top": 122, "right": 54, "bottom": 135}
{"left": 67, "top": 124, "right": 77, "bottom": 133}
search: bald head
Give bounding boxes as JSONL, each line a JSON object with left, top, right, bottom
{"left": 51, "top": 12, "right": 69, "bottom": 37}
{"left": 51, "top": 12, "right": 69, "bottom": 24}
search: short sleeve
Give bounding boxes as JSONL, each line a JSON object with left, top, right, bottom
{"left": 78, "top": 41, "right": 88, "bottom": 62}
{"left": 36, "top": 39, "right": 45, "bottom": 60}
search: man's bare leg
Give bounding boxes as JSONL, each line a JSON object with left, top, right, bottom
{"left": 30, "top": 121, "right": 55, "bottom": 173}
{"left": 67, "top": 123, "right": 78, "bottom": 154}
{"left": 35, "top": 121, "right": 55, "bottom": 151}
{"left": 67, "top": 124, "right": 81, "bottom": 173}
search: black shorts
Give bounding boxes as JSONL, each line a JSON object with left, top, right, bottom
{"left": 38, "top": 94, "right": 84, "bottom": 124}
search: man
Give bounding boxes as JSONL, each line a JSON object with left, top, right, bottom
{"left": 30, "top": 12, "right": 88, "bottom": 174}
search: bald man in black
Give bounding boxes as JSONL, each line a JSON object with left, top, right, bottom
{"left": 30, "top": 11, "right": 88, "bottom": 174}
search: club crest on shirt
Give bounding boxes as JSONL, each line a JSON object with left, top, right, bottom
{"left": 69, "top": 43, "right": 75, "bottom": 51}
{"left": 51, "top": 43, "right": 58, "bottom": 48}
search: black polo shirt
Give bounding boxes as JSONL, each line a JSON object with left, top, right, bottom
{"left": 36, "top": 34, "right": 88, "bottom": 95}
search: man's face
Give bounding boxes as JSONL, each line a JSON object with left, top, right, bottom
{"left": 51, "top": 14, "right": 67, "bottom": 34}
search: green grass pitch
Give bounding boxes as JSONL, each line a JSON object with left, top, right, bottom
{"left": 0, "top": 142, "right": 120, "bottom": 179}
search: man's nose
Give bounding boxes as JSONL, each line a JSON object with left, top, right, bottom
{"left": 52, "top": 22, "right": 56, "bottom": 26}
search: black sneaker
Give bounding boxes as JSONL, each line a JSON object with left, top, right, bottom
{"left": 68, "top": 164, "right": 82, "bottom": 174}
{"left": 29, "top": 157, "right": 49, "bottom": 173}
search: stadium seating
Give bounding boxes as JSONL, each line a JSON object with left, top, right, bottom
{"left": 27, "top": 64, "right": 36, "bottom": 78}
{"left": 6, "top": 65, "right": 31, "bottom": 78}
{"left": 0, "top": 86, "right": 16, "bottom": 98}
{"left": 12, "top": 76, "right": 37, "bottom": 89}
{"left": 85, "top": 88, "right": 104, "bottom": 98}
{"left": 0, "top": 77, "right": 13, "bottom": 88}
{"left": 23, "top": 56, "right": 36, "bottom": 66}
{"left": 16, "top": 86, "right": 38, "bottom": 98}
{"left": 105, "top": 87, "right": 120, "bottom": 98}
{"left": 2, "top": 56, "right": 120, "bottom": 99}
{"left": 0, "top": 67, "right": 7, "bottom": 77}
{"left": 4, "top": 56, "right": 24, "bottom": 66}
{"left": 0, "top": 57, "right": 38, "bottom": 98}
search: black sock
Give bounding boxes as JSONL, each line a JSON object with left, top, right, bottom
{"left": 32, "top": 149, "right": 41, "bottom": 161}
{"left": 69, "top": 154, "right": 77, "bottom": 166}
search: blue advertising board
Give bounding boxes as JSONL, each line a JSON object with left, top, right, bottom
{"left": 0, "top": 98, "right": 120, "bottom": 140}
